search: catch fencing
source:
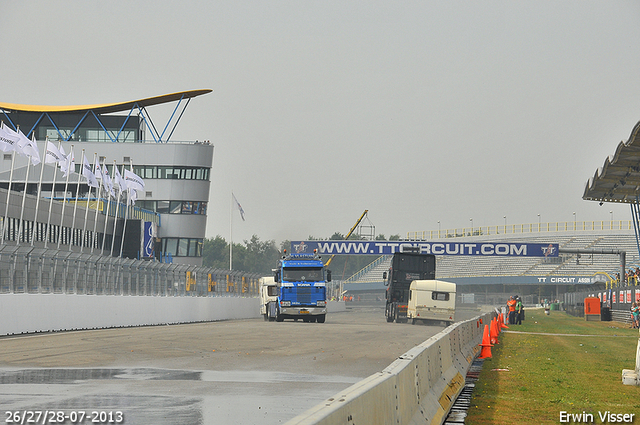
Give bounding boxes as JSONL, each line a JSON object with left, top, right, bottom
{"left": 0, "top": 245, "right": 261, "bottom": 297}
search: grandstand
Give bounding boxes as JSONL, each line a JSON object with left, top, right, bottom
{"left": 342, "top": 223, "right": 639, "bottom": 303}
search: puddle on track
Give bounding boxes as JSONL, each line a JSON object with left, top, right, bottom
{"left": 0, "top": 368, "right": 359, "bottom": 425}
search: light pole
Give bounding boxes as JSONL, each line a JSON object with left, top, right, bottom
{"left": 470, "top": 218, "right": 473, "bottom": 234}
{"left": 573, "top": 212, "right": 576, "bottom": 230}
{"left": 538, "top": 214, "right": 541, "bottom": 231}
{"left": 438, "top": 220, "right": 441, "bottom": 238}
{"left": 610, "top": 211, "right": 614, "bottom": 230}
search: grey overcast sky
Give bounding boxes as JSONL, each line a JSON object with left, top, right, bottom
{"left": 1, "top": 1, "right": 639, "bottom": 245}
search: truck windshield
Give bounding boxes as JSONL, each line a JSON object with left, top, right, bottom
{"left": 283, "top": 267, "right": 323, "bottom": 282}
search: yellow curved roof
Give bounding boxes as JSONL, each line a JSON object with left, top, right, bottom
{"left": 0, "top": 89, "right": 212, "bottom": 114}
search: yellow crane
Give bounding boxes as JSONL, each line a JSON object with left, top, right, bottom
{"left": 324, "top": 210, "right": 369, "bottom": 267}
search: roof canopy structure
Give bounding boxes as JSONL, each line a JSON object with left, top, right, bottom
{"left": 0, "top": 89, "right": 212, "bottom": 143}
{"left": 583, "top": 120, "right": 640, "bottom": 205}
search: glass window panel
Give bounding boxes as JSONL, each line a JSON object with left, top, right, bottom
{"left": 200, "top": 202, "right": 207, "bottom": 215}
{"left": 188, "top": 239, "right": 197, "bottom": 257}
{"left": 164, "top": 238, "right": 178, "bottom": 256}
{"left": 141, "top": 201, "right": 155, "bottom": 211}
{"left": 156, "top": 200, "right": 170, "bottom": 213}
{"left": 196, "top": 169, "right": 203, "bottom": 180}
{"left": 182, "top": 202, "right": 193, "bottom": 213}
{"left": 178, "top": 239, "right": 188, "bottom": 256}
{"left": 185, "top": 168, "right": 192, "bottom": 179}
{"left": 169, "top": 201, "right": 182, "bottom": 214}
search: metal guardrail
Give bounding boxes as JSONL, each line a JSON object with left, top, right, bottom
{"left": 0, "top": 245, "right": 260, "bottom": 297}
{"left": 407, "top": 220, "right": 634, "bottom": 240}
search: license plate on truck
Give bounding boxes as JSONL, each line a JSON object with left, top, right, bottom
{"left": 299, "top": 310, "right": 310, "bottom": 314}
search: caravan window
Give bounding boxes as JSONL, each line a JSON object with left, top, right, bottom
{"left": 267, "top": 286, "right": 278, "bottom": 296}
{"left": 432, "top": 292, "right": 450, "bottom": 301}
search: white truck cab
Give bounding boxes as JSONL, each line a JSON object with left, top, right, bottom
{"left": 259, "top": 276, "right": 278, "bottom": 321}
{"left": 407, "top": 279, "right": 456, "bottom": 325}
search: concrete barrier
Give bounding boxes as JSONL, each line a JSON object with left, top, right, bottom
{"left": 285, "top": 312, "right": 493, "bottom": 425}
{"left": 0, "top": 294, "right": 260, "bottom": 336}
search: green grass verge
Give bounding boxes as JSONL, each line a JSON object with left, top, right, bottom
{"left": 465, "top": 309, "right": 640, "bottom": 424}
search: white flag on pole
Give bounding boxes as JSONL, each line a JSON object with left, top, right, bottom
{"left": 102, "top": 165, "right": 114, "bottom": 198}
{"left": 59, "top": 146, "right": 75, "bottom": 178}
{"left": 17, "top": 131, "right": 41, "bottom": 165}
{"left": 233, "top": 193, "right": 245, "bottom": 221}
{"left": 124, "top": 169, "right": 145, "bottom": 192}
{"left": 114, "top": 166, "right": 126, "bottom": 193}
{"left": 94, "top": 161, "right": 102, "bottom": 180}
{"left": 45, "top": 141, "right": 64, "bottom": 165}
{"left": 127, "top": 188, "right": 138, "bottom": 206}
{"left": 82, "top": 156, "right": 99, "bottom": 188}
{"left": 0, "top": 124, "right": 19, "bottom": 152}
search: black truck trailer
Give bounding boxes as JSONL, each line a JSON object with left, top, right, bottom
{"left": 384, "top": 250, "right": 436, "bottom": 323}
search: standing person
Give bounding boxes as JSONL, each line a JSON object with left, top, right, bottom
{"left": 507, "top": 296, "right": 517, "bottom": 324}
{"left": 515, "top": 296, "right": 523, "bottom": 325}
{"left": 631, "top": 302, "right": 639, "bottom": 329}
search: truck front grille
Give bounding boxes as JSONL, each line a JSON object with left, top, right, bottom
{"left": 297, "top": 286, "right": 312, "bottom": 304}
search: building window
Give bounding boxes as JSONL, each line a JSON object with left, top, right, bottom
{"left": 127, "top": 165, "right": 209, "bottom": 181}
{"left": 141, "top": 201, "right": 207, "bottom": 215}
{"left": 156, "top": 200, "right": 170, "bottom": 213}
{"left": 169, "top": 201, "right": 182, "bottom": 214}
{"left": 161, "top": 237, "right": 203, "bottom": 257}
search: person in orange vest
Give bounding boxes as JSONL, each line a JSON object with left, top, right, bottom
{"left": 507, "top": 296, "right": 517, "bottom": 324}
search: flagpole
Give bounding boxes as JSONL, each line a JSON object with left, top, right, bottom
{"left": 16, "top": 131, "right": 32, "bottom": 245}
{"left": 80, "top": 152, "right": 97, "bottom": 253}
{"left": 118, "top": 159, "right": 133, "bottom": 258}
{"left": 1, "top": 141, "right": 16, "bottom": 245}
{"left": 69, "top": 149, "right": 84, "bottom": 251}
{"left": 230, "top": 191, "right": 233, "bottom": 270}
{"left": 44, "top": 141, "right": 61, "bottom": 249}
{"left": 102, "top": 161, "right": 115, "bottom": 255}
{"left": 57, "top": 145, "right": 73, "bottom": 250}
{"left": 92, "top": 158, "right": 106, "bottom": 254}
{"left": 31, "top": 138, "right": 48, "bottom": 246}
{"left": 110, "top": 161, "right": 122, "bottom": 257}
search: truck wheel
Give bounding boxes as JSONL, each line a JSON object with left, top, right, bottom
{"left": 317, "top": 314, "right": 326, "bottom": 323}
{"left": 385, "top": 306, "right": 393, "bottom": 322}
{"left": 263, "top": 313, "right": 268, "bottom": 321}
{"left": 275, "top": 308, "right": 284, "bottom": 322}
{"left": 411, "top": 318, "right": 416, "bottom": 325}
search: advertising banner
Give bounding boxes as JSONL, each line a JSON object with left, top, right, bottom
{"left": 142, "top": 222, "right": 156, "bottom": 259}
{"left": 290, "top": 240, "right": 559, "bottom": 257}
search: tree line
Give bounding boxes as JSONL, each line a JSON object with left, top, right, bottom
{"left": 202, "top": 233, "right": 401, "bottom": 278}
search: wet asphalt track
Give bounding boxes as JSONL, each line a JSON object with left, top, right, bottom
{"left": 0, "top": 304, "right": 482, "bottom": 425}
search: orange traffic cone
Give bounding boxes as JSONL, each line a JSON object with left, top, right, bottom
{"left": 490, "top": 318, "right": 499, "bottom": 344}
{"left": 499, "top": 313, "right": 509, "bottom": 330}
{"left": 478, "top": 324, "right": 493, "bottom": 359}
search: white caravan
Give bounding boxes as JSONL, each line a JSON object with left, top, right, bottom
{"left": 407, "top": 280, "right": 456, "bottom": 325}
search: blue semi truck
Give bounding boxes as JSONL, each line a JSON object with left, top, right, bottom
{"left": 273, "top": 251, "right": 331, "bottom": 323}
